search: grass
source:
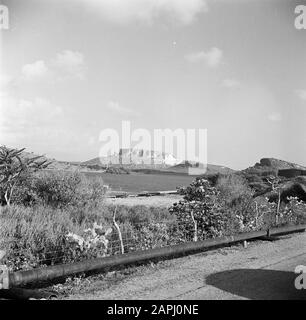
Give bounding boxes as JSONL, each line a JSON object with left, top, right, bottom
{"left": 0, "top": 202, "right": 174, "bottom": 271}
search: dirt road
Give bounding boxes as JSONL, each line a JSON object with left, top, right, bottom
{"left": 67, "top": 232, "right": 306, "bottom": 300}
{"left": 105, "top": 194, "right": 182, "bottom": 207}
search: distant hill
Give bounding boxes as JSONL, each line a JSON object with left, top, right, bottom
{"left": 239, "top": 157, "right": 306, "bottom": 198}
{"left": 254, "top": 158, "right": 306, "bottom": 171}
{"left": 20, "top": 150, "right": 85, "bottom": 172}
{"left": 82, "top": 151, "right": 234, "bottom": 176}
{"left": 165, "top": 161, "right": 234, "bottom": 175}
{"left": 81, "top": 157, "right": 108, "bottom": 167}
{"left": 242, "top": 157, "right": 306, "bottom": 178}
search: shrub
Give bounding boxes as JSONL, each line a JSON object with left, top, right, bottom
{"left": 279, "top": 197, "right": 306, "bottom": 226}
{"left": 170, "top": 177, "right": 272, "bottom": 240}
{"left": 170, "top": 178, "right": 228, "bottom": 240}
{"left": 132, "top": 222, "right": 172, "bottom": 250}
{"left": 216, "top": 174, "right": 253, "bottom": 206}
{"left": 216, "top": 174, "right": 263, "bottom": 232}
{"left": 19, "top": 170, "right": 106, "bottom": 209}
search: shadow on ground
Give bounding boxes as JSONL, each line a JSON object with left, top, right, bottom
{"left": 206, "top": 269, "right": 306, "bottom": 300}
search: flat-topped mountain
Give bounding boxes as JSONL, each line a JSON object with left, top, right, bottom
{"left": 81, "top": 149, "right": 234, "bottom": 175}
{"left": 82, "top": 148, "right": 180, "bottom": 168}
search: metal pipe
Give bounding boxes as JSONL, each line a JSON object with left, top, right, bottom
{"left": 9, "top": 224, "right": 306, "bottom": 287}
{"left": 269, "top": 224, "right": 306, "bottom": 236}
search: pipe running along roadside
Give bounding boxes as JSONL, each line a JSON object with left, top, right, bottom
{"left": 8, "top": 224, "right": 306, "bottom": 287}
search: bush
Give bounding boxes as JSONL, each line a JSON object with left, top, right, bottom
{"left": 281, "top": 197, "right": 306, "bottom": 225}
{"left": 132, "top": 222, "right": 172, "bottom": 250}
{"left": 216, "top": 174, "right": 263, "bottom": 232}
{"left": 15, "top": 170, "right": 106, "bottom": 209}
{"left": 170, "top": 178, "right": 229, "bottom": 240}
{"left": 216, "top": 174, "right": 253, "bottom": 206}
{"left": 171, "top": 177, "right": 272, "bottom": 240}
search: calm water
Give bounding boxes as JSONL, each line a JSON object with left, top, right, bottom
{"left": 84, "top": 172, "right": 195, "bottom": 193}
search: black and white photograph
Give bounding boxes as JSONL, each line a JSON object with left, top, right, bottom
{"left": 0, "top": 0, "right": 306, "bottom": 306}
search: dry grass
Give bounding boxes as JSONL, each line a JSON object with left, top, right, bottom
{"left": 105, "top": 194, "right": 182, "bottom": 208}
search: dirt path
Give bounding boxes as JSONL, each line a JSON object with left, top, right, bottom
{"left": 66, "top": 232, "right": 306, "bottom": 300}
{"left": 105, "top": 194, "right": 182, "bottom": 207}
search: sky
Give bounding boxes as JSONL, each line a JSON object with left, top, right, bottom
{"left": 0, "top": 0, "right": 306, "bottom": 169}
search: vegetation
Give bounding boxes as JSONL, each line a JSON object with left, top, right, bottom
{"left": 1, "top": 146, "right": 306, "bottom": 273}
{"left": 0, "top": 204, "right": 172, "bottom": 271}
{"left": 170, "top": 175, "right": 306, "bottom": 241}
{"left": 0, "top": 146, "right": 49, "bottom": 206}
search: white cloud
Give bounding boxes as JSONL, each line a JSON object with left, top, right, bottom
{"left": 296, "top": 89, "right": 306, "bottom": 101}
{"left": 185, "top": 47, "right": 223, "bottom": 67}
{"left": 53, "top": 51, "right": 84, "bottom": 69}
{"left": 0, "top": 95, "right": 70, "bottom": 150}
{"left": 0, "top": 94, "right": 95, "bottom": 157}
{"left": 52, "top": 50, "right": 85, "bottom": 80}
{"left": 107, "top": 100, "right": 140, "bottom": 116}
{"left": 80, "top": 0, "right": 207, "bottom": 25}
{"left": 268, "top": 112, "right": 282, "bottom": 122}
{"left": 0, "top": 96, "right": 62, "bottom": 133}
{"left": 21, "top": 60, "right": 48, "bottom": 79}
{"left": 20, "top": 51, "right": 85, "bottom": 82}
{"left": 221, "top": 78, "right": 241, "bottom": 88}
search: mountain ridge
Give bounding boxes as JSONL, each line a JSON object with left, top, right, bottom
{"left": 4, "top": 146, "right": 306, "bottom": 177}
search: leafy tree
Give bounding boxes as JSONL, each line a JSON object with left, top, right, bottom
{"left": 170, "top": 178, "right": 227, "bottom": 240}
{"left": 0, "top": 146, "right": 49, "bottom": 206}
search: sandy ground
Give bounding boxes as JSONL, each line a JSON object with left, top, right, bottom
{"left": 66, "top": 232, "right": 306, "bottom": 300}
{"left": 105, "top": 194, "right": 182, "bottom": 207}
